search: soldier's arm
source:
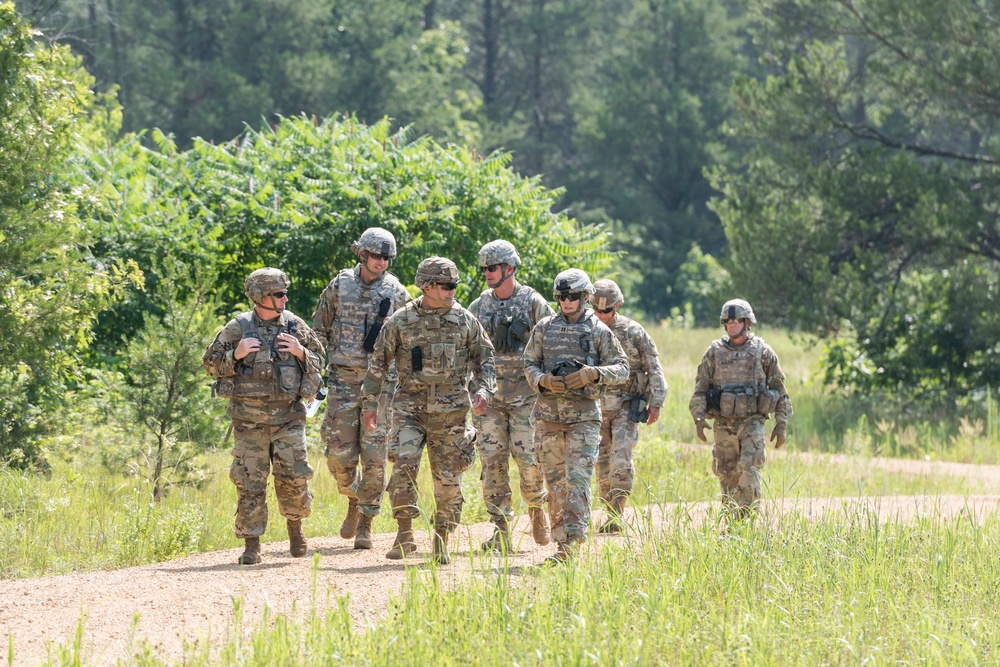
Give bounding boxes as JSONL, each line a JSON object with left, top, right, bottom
{"left": 763, "top": 347, "right": 793, "bottom": 424}
{"left": 296, "top": 322, "right": 325, "bottom": 375}
{"left": 522, "top": 321, "right": 547, "bottom": 391}
{"left": 468, "top": 314, "right": 497, "bottom": 397}
{"left": 594, "top": 327, "right": 629, "bottom": 384}
{"left": 637, "top": 327, "right": 668, "bottom": 407}
{"left": 311, "top": 275, "right": 340, "bottom": 351}
{"left": 688, "top": 348, "right": 715, "bottom": 421}
{"left": 202, "top": 320, "right": 244, "bottom": 378}
{"left": 360, "top": 319, "right": 396, "bottom": 411}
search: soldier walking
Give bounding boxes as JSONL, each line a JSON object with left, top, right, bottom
{"left": 524, "top": 269, "right": 628, "bottom": 563}
{"left": 361, "top": 257, "right": 497, "bottom": 564}
{"left": 591, "top": 279, "right": 668, "bottom": 533}
{"left": 312, "top": 228, "right": 410, "bottom": 549}
{"left": 689, "top": 299, "right": 792, "bottom": 518}
{"left": 203, "top": 268, "right": 325, "bottom": 565}
{"left": 468, "top": 240, "right": 553, "bottom": 552}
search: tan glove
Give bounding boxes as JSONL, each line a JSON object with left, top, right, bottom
{"left": 539, "top": 373, "right": 566, "bottom": 393}
{"left": 564, "top": 365, "right": 600, "bottom": 389}
{"left": 770, "top": 423, "right": 787, "bottom": 449}
{"left": 695, "top": 418, "right": 712, "bottom": 442}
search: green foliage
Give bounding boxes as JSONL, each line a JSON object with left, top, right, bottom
{"left": 0, "top": 4, "right": 137, "bottom": 464}
{"left": 710, "top": 0, "right": 1000, "bottom": 405}
{"left": 673, "top": 243, "right": 733, "bottom": 325}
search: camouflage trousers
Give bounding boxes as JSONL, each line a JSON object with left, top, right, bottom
{"left": 387, "top": 406, "right": 476, "bottom": 532}
{"left": 229, "top": 418, "right": 314, "bottom": 539}
{"left": 321, "top": 371, "right": 392, "bottom": 517}
{"left": 711, "top": 417, "right": 767, "bottom": 509}
{"left": 536, "top": 419, "right": 600, "bottom": 544}
{"left": 473, "top": 394, "right": 547, "bottom": 525}
{"left": 597, "top": 403, "right": 639, "bottom": 503}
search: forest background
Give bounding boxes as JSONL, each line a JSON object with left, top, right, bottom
{"left": 3, "top": 0, "right": 1000, "bottom": 481}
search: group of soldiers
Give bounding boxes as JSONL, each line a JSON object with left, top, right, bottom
{"left": 203, "top": 227, "right": 791, "bottom": 566}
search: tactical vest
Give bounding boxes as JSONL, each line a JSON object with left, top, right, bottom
{"left": 474, "top": 285, "right": 538, "bottom": 380}
{"left": 710, "top": 337, "right": 780, "bottom": 418}
{"left": 327, "top": 269, "right": 404, "bottom": 369}
{"left": 539, "top": 312, "right": 602, "bottom": 400}
{"left": 396, "top": 303, "right": 472, "bottom": 386}
{"left": 214, "top": 312, "right": 304, "bottom": 399}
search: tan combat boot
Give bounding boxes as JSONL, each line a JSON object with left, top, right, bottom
{"left": 354, "top": 513, "right": 373, "bottom": 550}
{"left": 385, "top": 518, "right": 416, "bottom": 560}
{"left": 238, "top": 537, "right": 262, "bottom": 565}
{"left": 480, "top": 520, "right": 512, "bottom": 553}
{"left": 529, "top": 506, "right": 551, "bottom": 545}
{"left": 544, "top": 541, "right": 572, "bottom": 565}
{"left": 431, "top": 529, "right": 451, "bottom": 565}
{"left": 287, "top": 519, "right": 308, "bottom": 557}
{"left": 599, "top": 496, "right": 626, "bottom": 534}
{"left": 340, "top": 498, "right": 361, "bottom": 539}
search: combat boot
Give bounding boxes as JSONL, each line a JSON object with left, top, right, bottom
{"left": 599, "top": 496, "right": 626, "bottom": 534}
{"left": 431, "top": 529, "right": 451, "bottom": 565}
{"left": 544, "top": 541, "right": 573, "bottom": 565}
{"left": 385, "top": 518, "right": 416, "bottom": 560}
{"left": 354, "top": 513, "right": 373, "bottom": 550}
{"left": 288, "top": 519, "right": 308, "bottom": 557}
{"left": 238, "top": 537, "right": 262, "bottom": 565}
{"left": 529, "top": 506, "right": 551, "bottom": 545}
{"left": 480, "top": 520, "right": 512, "bottom": 553}
{"left": 340, "top": 498, "right": 361, "bottom": 539}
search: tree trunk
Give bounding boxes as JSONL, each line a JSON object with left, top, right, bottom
{"left": 153, "top": 431, "right": 166, "bottom": 502}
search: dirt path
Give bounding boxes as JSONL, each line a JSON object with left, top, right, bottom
{"left": 4, "top": 452, "right": 1000, "bottom": 666}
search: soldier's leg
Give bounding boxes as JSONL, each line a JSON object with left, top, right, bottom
{"left": 356, "top": 386, "right": 391, "bottom": 517}
{"left": 271, "top": 419, "right": 315, "bottom": 521}
{"left": 734, "top": 420, "right": 767, "bottom": 510}
{"left": 386, "top": 408, "right": 427, "bottom": 521}
{"left": 475, "top": 404, "right": 513, "bottom": 524}
{"left": 538, "top": 420, "right": 568, "bottom": 544}
{"left": 508, "top": 400, "right": 547, "bottom": 510}
{"left": 607, "top": 408, "right": 639, "bottom": 502}
{"left": 562, "top": 421, "right": 600, "bottom": 544}
{"left": 596, "top": 412, "right": 616, "bottom": 504}
{"left": 426, "top": 410, "right": 476, "bottom": 533}
{"left": 229, "top": 420, "right": 272, "bottom": 538}
{"left": 321, "top": 375, "right": 363, "bottom": 500}
{"left": 711, "top": 419, "right": 742, "bottom": 509}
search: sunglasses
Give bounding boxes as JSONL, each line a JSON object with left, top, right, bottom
{"left": 722, "top": 317, "right": 748, "bottom": 325}
{"left": 557, "top": 293, "right": 583, "bottom": 302}
{"left": 596, "top": 307, "right": 615, "bottom": 314}
{"left": 480, "top": 264, "right": 501, "bottom": 273}
{"left": 269, "top": 291, "right": 288, "bottom": 299}
{"left": 366, "top": 252, "right": 392, "bottom": 261}
{"left": 434, "top": 282, "right": 458, "bottom": 291}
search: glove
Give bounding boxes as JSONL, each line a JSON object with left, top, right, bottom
{"left": 770, "top": 423, "right": 787, "bottom": 449}
{"left": 564, "top": 366, "right": 600, "bottom": 389}
{"left": 539, "top": 373, "right": 566, "bottom": 393}
{"left": 695, "top": 418, "right": 712, "bottom": 442}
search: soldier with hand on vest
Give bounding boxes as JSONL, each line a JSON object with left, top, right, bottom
{"left": 688, "top": 299, "right": 792, "bottom": 519}
{"left": 312, "top": 227, "right": 410, "bottom": 550}
{"left": 203, "top": 268, "right": 325, "bottom": 565}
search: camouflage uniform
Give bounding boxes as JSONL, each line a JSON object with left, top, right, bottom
{"left": 361, "top": 258, "right": 497, "bottom": 553}
{"left": 597, "top": 313, "right": 668, "bottom": 503}
{"left": 524, "top": 270, "right": 628, "bottom": 558}
{"left": 468, "top": 243, "right": 553, "bottom": 537}
{"left": 312, "top": 258, "right": 409, "bottom": 520}
{"left": 689, "top": 299, "right": 792, "bottom": 512}
{"left": 203, "top": 270, "right": 325, "bottom": 544}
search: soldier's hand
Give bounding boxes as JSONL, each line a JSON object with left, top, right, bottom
{"left": 363, "top": 410, "right": 378, "bottom": 431}
{"left": 770, "top": 423, "right": 787, "bottom": 449}
{"left": 539, "top": 373, "right": 566, "bottom": 393}
{"left": 234, "top": 337, "right": 261, "bottom": 360}
{"left": 472, "top": 390, "right": 489, "bottom": 415}
{"left": 646, "top": 406, "right": 661, "bottom": 425}
{"left": 695, "top": 418, "right": 711, "bottom": 442}
{"left": 277, "top": 332, "right": 306, "bottom": 361}
{"left": 564, "top": 366, "right": 600, "bottom": 389}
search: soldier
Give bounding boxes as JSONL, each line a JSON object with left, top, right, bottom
{"left": 591, "top": 279, "right": 668, "bottom": 533}
{"left": 468, "top": 240, "right": 553, "bottom": 552}
{"left": 361, "top": 257, "right": 497, "bottom": 565}
{"left": 688, "top": 299, "right": 792, "bottom": 518}
{"left": 312, "top": 227, "right": 410, "bottom": 550}
{"left": 524, "top": 269, "right": 629, "bottom": 564}
{"left": 203, "top": 268, "right": 325, "bottom": 565}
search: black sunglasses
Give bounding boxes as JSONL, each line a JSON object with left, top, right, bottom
{"left": 270, "top": 291, "right": 288, "bottom": 299}
{"left": 557, "top": 293, "right": 583, "bottom": 302}
{"left": 722, "top": 317, "right": 748, "bottom": 325}
{"left": 366, "top": 252, "right": 392, "bottom": 261}
{"left": 480, "top": 264, "right": 501, "bottom": 273}
{"left": 596, "top": 307, "right": 615, "bottom": 314}
{"left": 435, "top": 282, "right": 458, "bottom": 291}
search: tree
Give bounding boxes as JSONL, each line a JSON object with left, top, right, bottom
{"left": 710, "top": 0, "right": 1000, "bottom": 404}
{"left": 0, "top": 3, "right": 136, "bottom": 464}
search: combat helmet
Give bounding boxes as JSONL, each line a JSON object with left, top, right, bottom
{"left": 415, "top": 256, "right": 460, "bottom": 288}
{"left": 720, "top": 299, "right": 756, "bottom": 325}
{"left": 552, "top": 268, "right": 595, "bottom": 300}
{"left": 592, "top": 279, "right": 624, "bottom": 310}
{"left": 478, "top": 240, "right": 521, "bottom": 268}
{"left": 244, "top": 268, "right": 290, "bottom": 304}
{"left": 351, "top": 227, "right": 397, "bottom": 259}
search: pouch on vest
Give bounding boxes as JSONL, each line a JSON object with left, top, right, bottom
{"left": 213, "top": 377, "right": 236, "bottom": 399}
{"left": 411, "top": 346, "right": 423, "bottom": 371}
{"left": 757, "top": 388, "right": 779, "bottom": 415}
{"left": 719, "top": 391, "right": 736, "bottom": 418}
{"left": 733, "top": 391, "right": 751, "bottom": 418}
